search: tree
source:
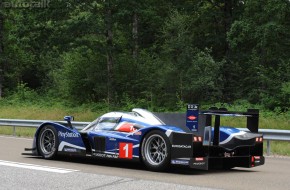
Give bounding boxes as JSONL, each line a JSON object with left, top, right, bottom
{"left": 0, "top": 0, "right": 3, "bottom": 97}
{"left": 227, "top": 0, "right": 290, "bottom": 108}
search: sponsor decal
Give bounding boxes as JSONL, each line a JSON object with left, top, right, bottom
{"left": 58, "top": 131, "right": 80, "bottom": 138}
{"left": 171, "top": 160, "right": 189, "bottom": 165}
{"left": 224, "top": 152, "right": 235, "bottom": 157}
{"left": 64, "top": 148, "right": 77, "bottom": 152}
{"left": 58, "top": 141, "right": 85, "bottom": 151}
{"left": 188, "top": 105, "right": 198, "bottom": 109}
{"left": 186, "top": 104, "right": 199, "bottom": 132}
{"left": 172, "top": 145, "right": 192, "bottom": 149}
{"left": 255, "top": 160, "right": 261, "bottom": 164}
{"left": 192, "top": 162, "right": 205, "bottom": 166}
{"left": 254, "top": 156, "right": 261, "bottom": 164}
{"left": 134, "top": 131, "right": 142, "bottom": 136}
{"left": 109, "top": 138, "right": 116, "bottom": 141}
{"left": 93, "top": 153, "right": 118, "bottom": 159}
{"left": 187, "top": 115, "right": 197, "bottom": 120}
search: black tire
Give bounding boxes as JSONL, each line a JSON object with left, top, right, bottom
{"left": 37, "top": 125, "right": 59, "bottom": 159}
{"left": 141, "top": 130, "right": 171, "bottom": 171}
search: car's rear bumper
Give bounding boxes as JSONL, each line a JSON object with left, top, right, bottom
{"left": 171, "top": 155, "right": 265, "bottom": 170}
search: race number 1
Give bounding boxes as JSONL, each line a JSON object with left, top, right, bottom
{"left": 119, "top": 143, "right": 133, "bottom": 159}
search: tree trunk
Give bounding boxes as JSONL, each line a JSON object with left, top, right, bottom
{"left": 132, "top": 11, "right": 138, "bottom": 59}
{"left": 224, "top": 0, "right": 232, "bottom": 56}
{"left": 106, "top": 6, "right": 113, "bottom": 104}
{"left": 222, "top": 0, "right": 233, "bottom": 101}
{"left": 0, "top": 2, "right": 4, "bottom": 98}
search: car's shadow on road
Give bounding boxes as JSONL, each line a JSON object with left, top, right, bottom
{"left": 26, "top": 155, "right": 258, "bottom": 176}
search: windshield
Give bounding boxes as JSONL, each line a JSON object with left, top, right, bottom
{"left": 82, "top": 117, "right": 120, "bottom": 131}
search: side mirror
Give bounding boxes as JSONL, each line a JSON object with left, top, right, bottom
{"left": 64, "top": 116, "right": 74, "bottom": 122}
{"left": 64, "top": 116, "right": 74, "bottom": 128}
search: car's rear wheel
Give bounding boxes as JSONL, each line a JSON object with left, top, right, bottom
{"left": 37, "top": 125, "right": 59, "bottom": 159}
{"left": 141, "top": 130, "right": 171, "bottom": 171}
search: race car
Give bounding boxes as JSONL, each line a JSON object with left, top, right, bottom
{"left": 23, "top": 104, "right": 265, "bottom": 171}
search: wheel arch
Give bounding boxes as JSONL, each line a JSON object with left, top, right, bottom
{"left": 138, "top": 127, "right": 171, "bottom": 162}
{"left": 35, "top": 122, "right": 71, "bottom": 154}
{"left": 35, "top": 123, "right": 60, "bottom": 156}
{"left": 139, "top": 128, "right": 172, "bottom": 171}
{"left": 139, "top": 125, "right": 184, "bottom": 152}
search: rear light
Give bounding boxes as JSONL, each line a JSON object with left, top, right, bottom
{"left": 251, "top": 156, "right": 261, "bottom": 167}
{"left": 251, "top": 156, "right": 255, "bottom": 167}
{"left": 195, "top": 157, "right": 204, "bottom": 161}
{"left": 193, "top": 136, "right": 202, "bottom": 142}
{"left": 255, "top": 137, "right": 263, "bottom": 142}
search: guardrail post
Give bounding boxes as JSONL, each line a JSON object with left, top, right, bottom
{"left": 13, "top": 126, "right": 16, "bottom": 136}
{"left": 267, "top": 140, "right": 270, "bottom": 156}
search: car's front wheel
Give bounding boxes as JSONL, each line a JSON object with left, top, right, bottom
{"left": 37, "top": 125, "right": 59, "bottom": 159}
{"left": 141, "top": 130, "right": 171, "bottom": 171}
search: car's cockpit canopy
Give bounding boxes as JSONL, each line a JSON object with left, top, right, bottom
{"left": 82, "top": 108, "right": 165, "bottom": 132}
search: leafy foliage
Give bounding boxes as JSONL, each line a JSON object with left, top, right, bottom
{"left": 0, "top": 0, "right": 289, "bottom": 111}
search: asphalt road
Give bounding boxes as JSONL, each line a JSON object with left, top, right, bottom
{"left": 1, "top": 135, "right": 290, "bottom": 190}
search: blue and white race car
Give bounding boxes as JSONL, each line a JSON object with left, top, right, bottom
{"left": 23, "top": 104, "right": 265, "bottom": 171}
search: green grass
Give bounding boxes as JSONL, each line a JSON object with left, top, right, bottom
{"left": 265, "top": 141, "right": 290, "bottom": 156}
{"left": 0, "top": 105, "right": 103, "bottom": 121}
{"left": 220, "top": 114, "right": 289, "bottom": 130}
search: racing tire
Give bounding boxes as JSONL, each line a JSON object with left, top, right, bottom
{"left": 37, "top": 125, "right": 59, "bottom": 159}
{"left": 141, "top": 130, "right": 171, "bottom": 171}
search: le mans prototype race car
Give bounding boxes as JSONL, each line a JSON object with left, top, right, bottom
{"left": 23, "top": 104, "right": 265, "bottom": 171}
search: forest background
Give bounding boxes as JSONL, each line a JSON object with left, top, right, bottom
{"left": 0, "top": 0, "right": 289, "bottom": 121}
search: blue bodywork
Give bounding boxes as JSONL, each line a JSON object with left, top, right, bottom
{"left": 32, "top": 109, "right": 188, "bottom": 160}
{"left": 28, "top": 107, "right": 264, "bottom": 170}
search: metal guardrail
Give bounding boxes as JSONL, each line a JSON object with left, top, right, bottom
{"left": 238, "top": 128, "right": 290, "bottom": 155}
{"left": 0, "top": 119, "right": 289, "bottom": 156}
{"left": 0, "top": 119, "right": 89, "bottom": 131}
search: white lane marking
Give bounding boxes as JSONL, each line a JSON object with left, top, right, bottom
{"left": 0, "top": 135, "right": 33, "bottom": 141}
{"left": 0, "top": 160, "right": 78, "bottom": 173}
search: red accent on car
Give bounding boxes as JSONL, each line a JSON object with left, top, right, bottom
{"left": 195, "top": 157, "right": 204, "bottom": 161}
{"left": 251, "top": 156, "right": 255, "bottom": 167}
{"left": 187, "top": 115, "right": 197, "bottom": 120}
{"left": 119, "top": 143, "right": 133, "bottom": 159}
{"left": 117, "top": 123, "right": 135, "bottom": 132}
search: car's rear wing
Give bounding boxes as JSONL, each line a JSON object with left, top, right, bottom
{"left": 186, "top": 104, "right": 259, "bottom": 146}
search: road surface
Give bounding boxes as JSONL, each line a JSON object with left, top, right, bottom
{"left": 0, "top": 135, "right": 289, "bottom": 190}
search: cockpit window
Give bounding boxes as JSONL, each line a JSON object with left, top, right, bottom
{"left": 93, "top": 117, "right": 120, "bottom": 131}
